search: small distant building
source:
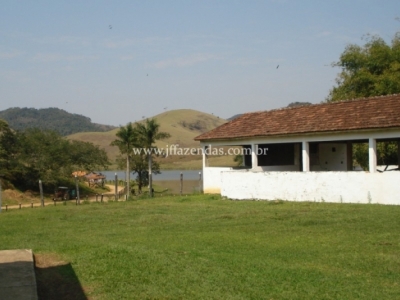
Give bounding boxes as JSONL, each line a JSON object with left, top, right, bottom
{"left": 72, "top": 171, "right": 87, "bottom": 177}
{"left": 195, "top": 94, "right": 400, "bottom": 205}
{"left": 85, "top": 172, "right": 106, "bottom": 187}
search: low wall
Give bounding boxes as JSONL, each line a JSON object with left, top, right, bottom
{"left": 220, "top": 170, "right": 400, "bottom": 205}
{"left": 203, "top": 167, "right": 233, "bottom": 194}
{"left": 254, "top": 165, "right": 299, "bottom": 171}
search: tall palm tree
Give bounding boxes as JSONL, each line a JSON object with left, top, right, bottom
{"left": 134, "top": 118, "right": 170, "bottom": 197}
{"left": 110, "top": 122, "right": 137, "bottom": 198}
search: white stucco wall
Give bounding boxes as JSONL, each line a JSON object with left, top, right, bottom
{"left": 203, "top": 167, "right": 233, "bottom": 194}
{"left": 220, "top": 170, "right": 400, "bottom": 205}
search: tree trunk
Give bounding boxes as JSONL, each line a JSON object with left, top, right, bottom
{"left": 148, "top": 153, "right": 153, "bottom": 197}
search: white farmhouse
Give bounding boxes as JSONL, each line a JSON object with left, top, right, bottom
{"left": 194, "top": 94, "right": 400, "bottom": 205}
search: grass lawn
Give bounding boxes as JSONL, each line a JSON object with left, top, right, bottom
{"left": 1, "top": 195, "right": 400, "bottom": 299}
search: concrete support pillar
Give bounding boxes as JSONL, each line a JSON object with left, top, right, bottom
{"left": 202, "top": 145, "right": 208, "bottom": 168}
{"left": 251, "top": 143, "right": 258, "bottom": 169}
{"left": 369, "top": 138, "right": 377, "bottom": 173}
{"left": 302, "top": 141, "right": 310, "bottom": 172}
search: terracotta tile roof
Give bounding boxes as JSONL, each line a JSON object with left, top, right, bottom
{"left": 72, "top": 171, "right": 87, "bottom": 177}
{"left": 85, "top": 172, "right": 106, "bottom": 180}
{"left": 194, "top": 94, "right": 400, "bottom": 141}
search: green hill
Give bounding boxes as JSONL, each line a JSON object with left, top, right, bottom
{"left": 0, "top": 107, "right": 116, "bottom": 135}
{"left": 68, "top": 109, "right": 227, "bottom": 169}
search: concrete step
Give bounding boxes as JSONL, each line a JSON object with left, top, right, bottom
{"left": 0, "top": 249, "right": 38, "bottom": 300}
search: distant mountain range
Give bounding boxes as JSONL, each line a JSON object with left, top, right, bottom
{"left": 0, "top": 107, "right": 116, "bottom": 135}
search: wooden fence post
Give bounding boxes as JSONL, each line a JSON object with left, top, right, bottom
{"left": 75, "top": 175, "right": 80, "bottom": 205}
{"left": 199, "top": 172, "right": 202, "bottom": 194}
{"left": 180, "top": 173, "right": 183, "bottom": 196}
{"left": 39, "top": 180, "right": 44, "bottom": 207}
{"left": 115, "top": 173, "right": 118, "bottom": 201}
{"left": 0, "top": 175, "right": 2, "bottom": 213}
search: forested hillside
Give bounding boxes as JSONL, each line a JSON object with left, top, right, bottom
{"left": 68, "top": 109, "right": 228, "bottom": 169}
{"left": 0, "top": 107, "right": 116, "bottom": 136}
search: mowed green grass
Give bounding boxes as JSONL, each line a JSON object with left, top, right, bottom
{"left": 1, "top": 196, "right": 400, "bottom": 299}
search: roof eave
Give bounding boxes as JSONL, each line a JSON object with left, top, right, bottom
{"left": 196, "top": 126, "right": 400, "bottom": 143}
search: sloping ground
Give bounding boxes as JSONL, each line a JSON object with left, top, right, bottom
{"left": 68, "top": 109, "right": 227, "bottom": 168}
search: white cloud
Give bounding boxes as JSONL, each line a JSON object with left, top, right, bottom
{"left": 316, "top": 31, "right": 332, "bottom": 38}
{"left": 102, "top": 36, "right": 171, "bottom": 49}
{"left": 33, "top": 53, "right": 99, "bottom": 62}
{"left": 120, "top": 55, "right": 135, "bottom": 61}
{"left": 103, "top": 38, "right": 135, "bottom": 49}
{"left": 229, "top": 58, "right": 260, "bottom": 66}
{"left": 30, "top": 35, "right": 92, "bottom": 47}
{"left": 153, "top": 53, "right": 220, "bottom": 69}
{"left": 57, "top": 36, "right": 92, "bottom": 47}
{"left": 0, "top": 70, "right": 31, "bottom": 82}
{"left": 0, "top": 50, "right": 23, "bottom": 59}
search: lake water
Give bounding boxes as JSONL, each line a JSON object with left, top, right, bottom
{"left": 99, "top": 170, "right": 202, "bottom": 181}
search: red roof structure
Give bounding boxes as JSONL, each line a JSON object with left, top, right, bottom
{"left": 85, "top": 172, "right": 106, "bottom": 180}
{"left": 195, "top": 94, "right": 400, "bottom": 141}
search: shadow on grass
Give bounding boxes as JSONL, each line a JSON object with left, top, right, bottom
{"left": 35, "top": 257, "right": 87, "bottom": 300}
{"left": 0, "top": 261, "right": 38, "bottom": 300}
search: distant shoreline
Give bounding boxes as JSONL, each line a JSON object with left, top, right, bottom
{"left": 98, "top": 170, "right": 202, "bottom": 181}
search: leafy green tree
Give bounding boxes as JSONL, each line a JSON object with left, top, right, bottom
{"left": 110, "top": 123, "right": 137, "bottom": 197}
{"left": 69, "top": 140, "right": 110, "bottom": 171}
{"left": 134, "top": 119, "right": 170, "bottom": 197}
{"left": 129, "top": 153, "right": 149, "bottom": 194}
{"left": 0, "top": 107, "right": 116, "bottom": 136}
{"left": 0, "top": 119, "right": 19, "bottom": 183}
{"left": 328, "top": 32, "right": 400, "bottom": 169}
{"left": 15, "top": 129, "right": 71, "bottom": 188}
{"left": 287, "top": 102, "right": 312, "bottom": 108}
{"left": 126, "top": 153, "right": 161, "bottom": 194}
{"left": 327, "top": 32, "right": 400, "bottom": 102}
{"left": 8, "top": 128, "right": 110, "bottom": 191}
{"left": 233, "top": 154, "right": 243, "bottom": 166}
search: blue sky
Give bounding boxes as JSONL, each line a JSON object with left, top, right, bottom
{"left": 1, "top": 1, "right": 399, "bottom": 126}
